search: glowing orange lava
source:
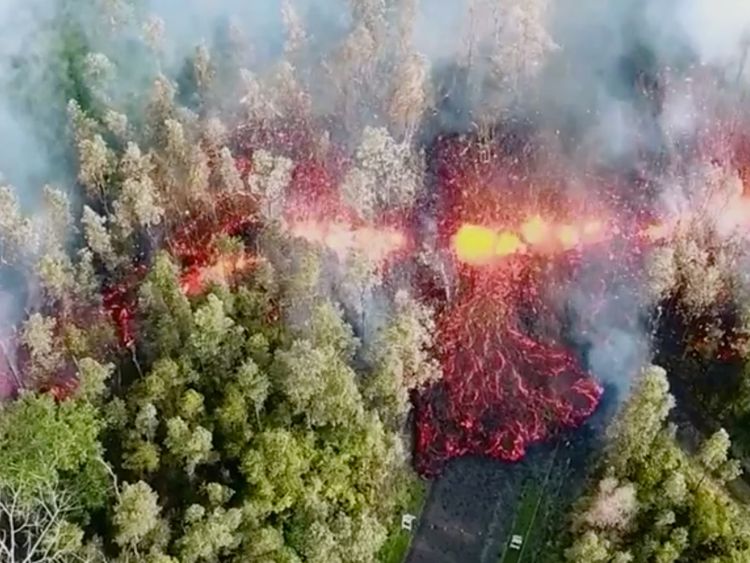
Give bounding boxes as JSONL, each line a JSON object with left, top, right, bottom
{"left": 287, "top": 220, "right": 406, "bottom": 262}
{"left": 454, "top": 217, "right": 605, "bottom": 264}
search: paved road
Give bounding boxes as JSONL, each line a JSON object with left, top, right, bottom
{"left": 406, "top": 456, "right": 525, "bottom": 563}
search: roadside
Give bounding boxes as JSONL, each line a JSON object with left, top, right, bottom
{"left": 499, "top": 443, "right": 559, "bottom": 563}
{"left": 379, "top": 478, "right": 431, "bottom": 563}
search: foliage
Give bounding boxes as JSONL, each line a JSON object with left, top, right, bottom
{"left": 0, "top": 393, "right": 107, "bottom": 511}
{"left": 563, "top": 365, "right": 750, "bottom": 562}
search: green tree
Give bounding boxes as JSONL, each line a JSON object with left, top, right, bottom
{"left": 165, "top": 417, "right": 215, "bottom": 476}
{"left": 113, "top": 481, "right": 162, "bottom": 553}
{"left": 0, "top": 393, "right": 106, "bottom": 510}
{"left": 176, "top": 506, "right": 243, "bottom": 563}
{"left": 273, "top": 339, "right": 364, "bottom": 428}
{"left": 75, "top": 357, "right": 115, "bottom": 403}
{"left": 242, "top": 429, "right": 312, "bottom": 513}
{"left": 564, "top": 530, "right": 612, "bottom": 562}
{"left": 607, "top": 365, "right": 675, "bottom": 475}
{"left": 138, "top": 253, "right": 193, "bottom": 359}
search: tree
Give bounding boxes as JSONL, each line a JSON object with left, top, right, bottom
{"left": 37, "top": 250, "right": 76, "bottom": 305}
{"left": 0, "top": 185, "right": 36, "bottom": 263}
{"left": 113, "top": 481, "right": 161, "bottom": 552}
{"left": 248, "top": 149, "right": 293, "bottom": 222}
{"left": 81, "top": 206, "right": 118, "bottom": 270}
{"left": 188, "top": 293, "right": 245, "bottom": 374}
{"left": 41, "top": 185, "right": 73, "bottom": 250}
{"left": 675, "top": 236, "right": 724, "bottom": 315}
{"left": 114, "top": 145, "right": 164, "bottom": 238}
{"left": 234, "top": 359, "right": 270, "bottom": 421}
{"left": 74, "top": 357, "right": 114, "bottom": 403}
{"left": 697, "top": 428, "right": 743, "bottom": 484}
{"left": 138, "top": 253, "right": 194, "bottom": 359}
{"left": 564, "top": 530, "right": 612, "bottom": 562}
{"left": 298, "top": 300, "right": 358, "bottom": 360}
{"left": 217, "top": 147, "right": 244, "bottom": 193}
{"left": 104, "top": 109, "right": 129, "bottom": 140}
{"left": 645, "top": 245, "right": 678, "bottom": 304}
{"left": 176, "top": 506, "right": 242, "bottom": 563}
{"left": 21, "top": 313, "right": 63, "bottom": 383}
{"left": 0, "top": 484, "right": 87, "bottom": 563}
{"left": 145, "top": 75, "right": 177, "bottom": 146}
{"left": 192, "top": 43, "right": 215, "bottom": 105}
{"left": 388, "top": 52, "right": 429, "bottom": 141}
{"left": 186, "top": 145, "right": 211, "bottom": 200}
{"left": 340, "top": 126, "right": 422, "bottom": 219}
{"left": 698, "top": 428, "right": 732, "bottom": 474}
{"left": 607, "top": 365, "right": 675, "bottom": 475}
{"left": 0, "top": 393, "right": 106, "bottom": 509}
{"left": 165, "top": 417, "right": 215, "bottom": 476}
{"left": 241, "top": 429, "right": 312, "bottom": 513}
{"left": 273, "top": 339, "right": 364, "bottom": 428}
{"left": 77, "top": 135, "right": 115, "bottom": 200}
{"left": 365, "top": 291, "right": 439, "bottom": 426}
{"left": 281, "top": 0, "right": 307, "bottom": 57}
{"left": 582, "top": 477, "right": 638, "bottom": 531}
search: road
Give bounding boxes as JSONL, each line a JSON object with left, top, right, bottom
{"left": 406, "top": 456, "right": 525, "bottom": 563}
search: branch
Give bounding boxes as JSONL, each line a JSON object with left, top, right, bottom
{"left": 0, "top": 338, "right": 22, "bottom": 390}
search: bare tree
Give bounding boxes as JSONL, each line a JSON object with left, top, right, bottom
{"left": 0, "top": 485, "right": 90, "bottom": 562}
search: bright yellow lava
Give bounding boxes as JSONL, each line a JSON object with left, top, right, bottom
{"left": 520, "top": 216, "right": 548, "bottom": 245}
{"left": 453, "top": 224, "right": 497, "bottom": 263}
{"left": 557, "top": 225, "right": 580, "bottom": 248}
{"left": 495, "top": 231, "right": 525, "bottom": 256}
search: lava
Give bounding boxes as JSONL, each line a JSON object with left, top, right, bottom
{"left": 414, "top": 253, "right": 605, "bottom": 476}
{"left": 286, "top": 219, "right": 407, "bottom": 262}
{"left": 453, "top": 224, "right": 498, "bottom": 264}
{"left": 180, "top": 252, "right": 256, "bottom": 297}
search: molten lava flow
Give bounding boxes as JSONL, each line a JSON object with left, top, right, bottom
{"left": 286, "top": 219, "right": 407, "bottom": 262}
{"left": 414, "top": 264, "right": 603, "bottom": 477}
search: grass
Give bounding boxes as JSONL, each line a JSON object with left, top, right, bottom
{"left": 499, "top": 481, "right": 545, "bottom": 563}
{"left": 378, "top": 477, "right": 428, "bottom": 563}
{"left": 500, "top": 442, "right": 562, "bottom": 563}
